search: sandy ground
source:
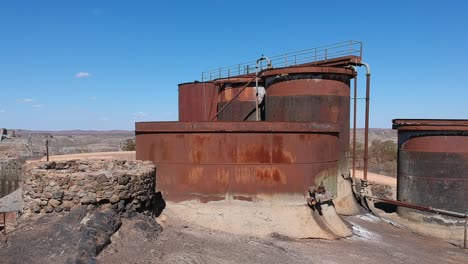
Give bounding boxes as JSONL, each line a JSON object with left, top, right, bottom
{"left": 97, "top": 209, "right": 467, "bottom": 264}
{"left": 34, "top": 151, "right": 136, "bottom": 162}
{"left": 354, "top": 170, "right": 396, "bottom": 187}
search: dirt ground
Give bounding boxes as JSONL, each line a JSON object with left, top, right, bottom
{"left": 0, "top": 130, "right": 133, "bottom": 160}
{"left": 2, "top": 130, "right": 466, "bottom": 263}
{"left": 97, "top": 208, "right": 467, "bottom": 264}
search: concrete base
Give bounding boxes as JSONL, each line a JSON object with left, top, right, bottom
{"left": 162, "top": 200, "right": 352, "bottom": 239}
{"left": 333, "top": 176, "right": 360, "bottom": 215}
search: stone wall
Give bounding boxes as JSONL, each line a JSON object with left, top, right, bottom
{"left": 22, "top": 160, "right": 157, "bottom": 216}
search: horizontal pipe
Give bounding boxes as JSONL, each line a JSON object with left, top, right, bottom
{"left": 365, "top": 195, "right": 467, "bottom": 219}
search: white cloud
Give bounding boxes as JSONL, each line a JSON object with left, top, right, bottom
{"left": 88, "top": 96, "right": 97, "bottom": 101}
{"left": 17, "top": 98, "right": 34, "bottom": 103}
{"left": 32, "top": 104, "right": 44, "bottom": 108}
{"left": 75, "top": 72, "right": 91, "bottom": 78}
{"left": 133, "top": 112, "right": 147, "bottom": 120}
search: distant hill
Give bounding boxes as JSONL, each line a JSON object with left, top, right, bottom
{"left": 15, "top": 130, "right": 134, "bottom": 136}
{"left": 351, "top": 128, "right": 397, "bottom": 145}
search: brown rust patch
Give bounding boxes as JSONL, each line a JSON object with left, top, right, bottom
{"left": 272, "top": 135, "right": 294, "bottom": 163}
{"left": 215, "top": 168, "right": 229, "bottom": 186}
{"left": 255, "top": 167, "right": 286, "bottom": 184}
{"left": 272, "top": 168, "right": 287, "bottom": 184}
{"left": 189, "top": 167, "right": 204, "bottom": 184}
{"left": 190, "top": 135, "right": 209, "bottom": 163}
{"left": 234, "top": 167, "right": 254, "bottom": 185}
{"left": 238, "top": 145, "right": 271, "bottom": 163}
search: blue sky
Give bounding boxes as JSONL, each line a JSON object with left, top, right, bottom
{"left": 1, "top": 1, "right": 467, "bottom": 130}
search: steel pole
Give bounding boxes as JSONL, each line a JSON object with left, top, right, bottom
{"left": 363, "top": 72, "right": 370, "bottom": 181}
{"left": 46, "top": 139, "right": 49, "bottom": 162}
{"left": 353, "top": 71, "right": 358, "bottom": 182}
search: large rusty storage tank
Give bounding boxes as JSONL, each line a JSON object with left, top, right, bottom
{"left": 215, "top": 77, "right": 261, "bottom": 121}
{"left": 178, "top": 81, "right": 218, "bottom": 121}
{"left": 393, "top": 119, "right": 468, "bottom": 224}
{"left": 261, "top": 66, "right": 354, "bottom": 178}
{"left": 136, "top": 121, "right": 339, "bottom": 203}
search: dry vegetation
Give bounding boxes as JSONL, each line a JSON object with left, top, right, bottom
{"left": 351, "top": 129, "right": 398, "bottom": 177}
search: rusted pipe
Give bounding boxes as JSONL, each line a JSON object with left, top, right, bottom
{"left": 365, "top": 195, "right": 467, "bottom": 218}
{"left": 349, "top": 66, "right": 358, "bottom": 183}
{"left": 211, "top": 76, "right": 257, "bottom": 121}
{"left": 255, "top": 55, "right": 271, "bottom": 121}
{"left": 366, "top": 195, "right": 468, "bottom": 248}
{"left": 359, "top": 62, "right": 371, "bottom": 181}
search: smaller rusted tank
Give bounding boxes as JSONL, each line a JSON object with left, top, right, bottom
{"left": 261, "top": 66, "right": 354, "bottom": 178}
{"left": 393, "top": 119, "right": 468, "bottom": 225}
{"left": 178, "top": 81, "right": 218, "bottom": 121}
{"left": 215, "top": 77, "right": 262, "bottom": 121}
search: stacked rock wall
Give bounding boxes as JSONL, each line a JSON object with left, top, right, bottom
{"left": 22, "top": 160, "right": 157, "bottom": 216}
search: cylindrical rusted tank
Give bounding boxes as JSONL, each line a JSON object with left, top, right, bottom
{"left": 215, "top": 77, "right": 262, "bottom": 121}
{"left": 393, "top": 119, "right": 468, "bottom": 225}
{"left": 178, "top": 81, "right": 218, "bottom": 121}
{"left": 136, "top": 121, "right": 339, "bottom": 203}
{"left": 261, "top": 67, "right": 354, "bottom": 178}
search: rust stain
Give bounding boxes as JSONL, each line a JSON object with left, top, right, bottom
{"left": 216, "top": 168, "right": 229, "bottom": 186}
{"left": 238, "top": 145, "right": 271, "bottom": 163}
{"left": 272, "top": 168, "right": 287, "bottom": 184}
{"left": 191, "top": 135, "right": 209, "bottom": 163}
{"left": 189, "top": 167, "right": 204, "bottom": 184}
{"left": 234, "top": 167, "right": 253, "bottom": 185}
{"left": 255, "top": 167, "right": 286, "bottom": 184}
{"left": 272, "top": 135, "right": 294, "bottom": 163}
{"left": 255, "top": 167, "right": 271, "bottom": 182}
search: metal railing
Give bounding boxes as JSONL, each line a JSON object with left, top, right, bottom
{"left": 201, "top": 40, "right": 362, "bottom": 82}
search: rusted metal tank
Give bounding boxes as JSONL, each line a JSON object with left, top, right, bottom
{"left": 393, "top": 119, "right": 468, "bottom": 225}
{"left": 261, "top": 66, "right": 354, "bottom": 178}
{"left": 214, "top": 77, "right": 261, "bottom": 121}
{"left": 178, "top": 81, "right": 218, "bottom": 121}
{"left": 136, "top": 121, "right": 339, "bottom": 203}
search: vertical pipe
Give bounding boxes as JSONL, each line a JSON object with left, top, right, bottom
{"left": 46, "top": 139, "right": 49, "bottom": 162}
{"left": 353, "top": 71, "right": 358, "bottom": 182}
{"left": 464, "top": 216, "right": 467, "bottom": 249}
{"left": 255, "top": 74, "right": 259, "bottom": 121}
{"left": 202, "top": 82, "right": 207, "bottom": 120}
{"left": 363, "top": 72, "right": 370, "bottom": 181}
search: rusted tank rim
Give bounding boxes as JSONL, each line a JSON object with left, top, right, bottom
{"left": 214, "top": 77, "right": 261, "bottom": 86}
{"left": 178, "top": 81, "right": 213, "bottom": 86}
{"left": 135, "top": 121, "right": 339, "bottom": 134}
{"left": 392, "top": 119, "right": 468, "bottom": 131}
{"left": 260, "top": 66, "right": 355, "bottom": 78}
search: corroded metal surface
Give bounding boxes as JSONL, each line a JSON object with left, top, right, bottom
{"left": 215, "top": 77, "right": 260, "bottom": 121}
{"left": 261, "top": 66, "right": 354, "bottom": 178}
{"left": 136, "top": 122, "right": 339, "bottom": 203}
{"left": 178, "top": 82, "right": 218, "bottom": 121}
{"left": 393, "top": 119, "right": 468, "bottom": 225}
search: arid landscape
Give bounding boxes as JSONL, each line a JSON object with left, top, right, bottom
{"left": 1, "top": 129, "right": 466, "bottom": 263}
